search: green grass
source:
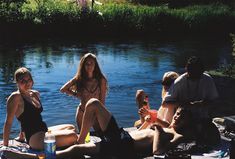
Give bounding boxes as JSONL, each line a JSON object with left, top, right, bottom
{"left": 0, "top": 0, "right": 235, "bottom": 36}
{"left": 209, "top": 33, "right": 235, "bottom": 79}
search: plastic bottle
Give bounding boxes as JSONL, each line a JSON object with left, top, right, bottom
{"left": 44, "top": 130, "right": 56, "bottom": 159}
{"left": 85, "top": 132, "right": 90, "bottom": 143}
{"left": 143, "top": 95, "right": 150, "bottom": 110}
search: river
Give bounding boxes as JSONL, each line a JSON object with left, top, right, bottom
{"left": 0, "top": 37, "right": 232, "bottom": 139}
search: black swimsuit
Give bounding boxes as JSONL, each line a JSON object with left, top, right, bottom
{"left": 17, "top": 96, "right": 48, "bottom": 144}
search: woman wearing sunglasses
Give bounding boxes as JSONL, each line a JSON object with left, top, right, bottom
{"left": 3, "top": 67, "right": 78, "bottom": 150}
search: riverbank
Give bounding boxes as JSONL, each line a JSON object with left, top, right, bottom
{"left": 0, "top": 1, "right": 235, "bottom": 39}
{"left": 210, "top": 73, "right": 235, "bottom": 118}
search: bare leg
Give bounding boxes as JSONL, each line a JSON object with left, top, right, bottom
{"left": 52, "top": 130, "right": 78, "bottom": 147}
{"left": 15, "top": 131, "right": 25, "bottom": 142}
{"left": 56, "top": 142, "right": 100, "bottom": 159}
{"left": 29, "top": 129, "right": 78, "bottom": 149}
{"left": 49, "top": 124, "right": 76, "bottom": 131}
{"left": 77, "top": 98, "right": 112, "bottom": 144}
{"left": 76, "top": 106, "right": 83, "bottom": 131}
{"left": 29, "top": 132, "right": 45, "bottom": 150}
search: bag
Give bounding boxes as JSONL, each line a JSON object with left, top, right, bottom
{"left": 164, "top": 148, "right": 191, "bottom": 159}
{"left": 196, "top": 119, "right": 221, "bottom": 147}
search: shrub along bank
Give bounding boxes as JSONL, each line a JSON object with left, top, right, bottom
{"left": 0, "top": 0, "right": 235, "bottom": 38}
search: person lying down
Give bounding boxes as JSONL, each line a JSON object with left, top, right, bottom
{"left": 2, "top": 98, "right": 194, "bottom": 159}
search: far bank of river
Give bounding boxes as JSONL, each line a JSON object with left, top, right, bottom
{"left": 0, "top": 2, "right": 235, "bottom": 39}
{"left": 210, "top": 73, "right": 235, "bottom": 117}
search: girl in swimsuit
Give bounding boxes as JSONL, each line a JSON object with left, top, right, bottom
{"left": 3, "top": 67, "right": 78, "bottom": 150}
{"left": 135, "top": 71, "right": 179, "bottom": 129}
{"left": 60, "top": 53, "right": 108, "bottom": 132}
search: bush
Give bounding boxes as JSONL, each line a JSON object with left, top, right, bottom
{"left": 128, "top": 0, "right": 231, "bottom": 7}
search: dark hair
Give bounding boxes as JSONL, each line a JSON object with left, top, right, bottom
{"left": 185, "top": 56, "right": 204, "bottom": 79}
{"left": 175, "top": 107, "right": 193, "bottom": 133}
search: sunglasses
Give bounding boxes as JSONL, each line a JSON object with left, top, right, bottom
{"left": 19, "top": 78, "right": 32, "bottom": 84}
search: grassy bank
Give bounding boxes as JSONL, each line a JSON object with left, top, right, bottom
{"left": 209, "top": 34, "right": 235, "bottom": 117}
{"left": 1, "top": 0, "right": 235, "bottom": 38}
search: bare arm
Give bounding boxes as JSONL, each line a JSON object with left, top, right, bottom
{"left": 99, "top": 78, "right": 107, "bottom": 105}
{"left": 138, "top": 117, "right": 151, "bottom": 130}
{"left": 60, "top": 78, "right": 80, "bottom": 97}
{"left": 155, "top": 118, "right": 170, "bottom": 128}
{"left": 3, "top": 94, "right": 20, "bottom": 146}
{"left": 152, "top": 125, "right": 164, "bottom": 155}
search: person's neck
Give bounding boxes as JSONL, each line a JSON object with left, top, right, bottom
{"left": 87, "top": 72, "right": 93, "bottom": 79}
{"left": 187, "top": 75, "right": 200, "bottom": 81}
{"left": 86, "top": 75, "right": 95, "bottom": 81}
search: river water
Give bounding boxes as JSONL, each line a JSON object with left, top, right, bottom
{"left": 0, "top": 37, "right": 233, "bottom": 139}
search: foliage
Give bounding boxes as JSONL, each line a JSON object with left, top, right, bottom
{"left": 128, "top": 0, "right": 231, "bottom": 8}
{"left": 212, "top": 34, "right": 235, "bottom": 78}
{"left": 0, "top": 0, "right": 234, "bottom": 36}
{"left": 20, "top": 0, "right": 81, "bottom": 24}
{"left": 98, "top": 3, "right": 232, "bottom": 33}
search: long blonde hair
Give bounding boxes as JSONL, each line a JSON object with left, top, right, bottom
{"left": 161, "top": 71, "right": 179, "bottom": 98}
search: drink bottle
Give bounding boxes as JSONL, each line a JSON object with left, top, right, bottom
{"left": 44, "top": 130, "right": 56, "bottom": 159}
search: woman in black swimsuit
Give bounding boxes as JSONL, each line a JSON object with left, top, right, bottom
{"left": 60, "top": 53, "right": 108, "bottom": 132}
{"left": 3, "top": 67, "right": 78, "bottom": 150}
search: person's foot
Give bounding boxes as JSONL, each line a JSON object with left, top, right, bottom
{"left": 14, "top": 136, "right": 26, "bottom": 143}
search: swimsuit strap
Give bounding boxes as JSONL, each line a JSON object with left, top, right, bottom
{"left": 84, "top": 83, "right": 99, "bottom": 94}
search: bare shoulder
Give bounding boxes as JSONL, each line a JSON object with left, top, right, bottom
{"left": 7, "top": 91, "right": 22, "bottom": 106}
{"left": 68, "top": 77, "right": 77, "bottom": 85}
{"left": 7, "top": 91, "right": 21, "bottom": 101}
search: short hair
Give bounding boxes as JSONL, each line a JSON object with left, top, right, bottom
{"left": 185, "top": 56, "right": 204, "bottom": 78}
{"left": 14, "top": 67, "right": 33, "bottom": 83}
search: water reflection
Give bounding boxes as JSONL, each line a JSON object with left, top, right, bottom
{"left": 0, "top": 38, "right": 232, "bottom": 139}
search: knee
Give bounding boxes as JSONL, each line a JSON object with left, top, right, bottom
{"left": 85, "top": 98, "right": 101, "bottom": 111}
{"left": 70, "top": 132, "right": 79, "bottom": 141}
{"left": 67, "top": 124, "right": 76, "bottom": 131}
